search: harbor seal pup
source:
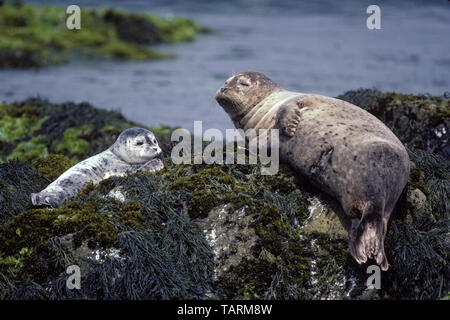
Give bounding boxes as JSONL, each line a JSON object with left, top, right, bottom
{"left": 215, "top": 71, "right": 410, "bottom": 271}
{"left": 31, "top": 127, "right": 164, "bottom": 207}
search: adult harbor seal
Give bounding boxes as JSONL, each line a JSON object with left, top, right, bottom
{"left": 215, "top": 71, "right": 410, "bottom": 271}
{"left": 31, "top": 127, "right": 164, "bottom": 207}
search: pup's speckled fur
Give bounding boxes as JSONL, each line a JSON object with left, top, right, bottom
{"left": 216, "top": 71, "right": 410, "bottom": 271}
{"left": 31, "top": 128, "right": 163, "bottom": 207}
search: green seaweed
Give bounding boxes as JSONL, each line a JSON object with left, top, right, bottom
{"left": 0, "top": 92, "right": 448, "bottom": 300}
{"left": 6, "top": 136, "right": 48, "bottom": 162}
{"left": 55, "top": 125, "right": 92, "bottom": 158}
{"left": 0, "top": 98, "right": 180, "bottom": 162}
{"left": 0, "top": 161, "right": 48, "bottom": 223}
{"left": 0, "top": 163, "right": 214, "bottom": 299}
{"left": 0, "top": 115, "right": 30, "bottom": 142}
{"left": 0, "top": 2, "right": 211, "bottom": 68}
{"left": 0, "top": 114, "right": 47, "bottom": 142}
{"left": 32, "top": 154, "right": 76, "bottom": 181}
{"left": 99, "top": 41, "right": 171, "bottom": 60}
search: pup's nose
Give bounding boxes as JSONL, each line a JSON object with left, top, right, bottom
{"left": 220, "top": 87, "right": 227, "bottom": 93}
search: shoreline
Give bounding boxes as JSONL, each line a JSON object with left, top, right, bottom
{"left": 0, "top": 1, "right": 212, "bottom": 69}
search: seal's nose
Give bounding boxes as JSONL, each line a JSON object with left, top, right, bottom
{"left": 220, "top": 87, "right": 227, "bottom": 93}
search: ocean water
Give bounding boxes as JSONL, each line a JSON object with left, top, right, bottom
{"left": 0, "top": 0, "right": 449, "bottom": 132}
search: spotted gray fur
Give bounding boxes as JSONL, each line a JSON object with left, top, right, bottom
{"left": 31, "top": 127, "right": 164, "bottom": 207}
{"left": 215, "top": 71, "right": 410, "bottom": 271}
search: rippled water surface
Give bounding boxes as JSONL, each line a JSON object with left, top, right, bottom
{"left": 1, "top": 0, "right": 449, "bottom": 132}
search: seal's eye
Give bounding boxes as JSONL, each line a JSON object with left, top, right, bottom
{"left": 239, "top": 81, "right": 250, "bottom": 87}
{"left": 152, "top": 138, "right": 157, "bottom": 144}
{"left": 136, "top": 141, "right": 144, "bottom": 146}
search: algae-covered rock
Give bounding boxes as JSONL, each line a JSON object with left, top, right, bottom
{"left": 32, "top": 154, "right": 76, "bottom": 181}
{"left": 0, "top": 1, "right": 211, "bottom": 68}
{"left": 0, "top": 171, "right": 214, "bottom": 299}
{"left": 195, "top": 149, "right": 448, "bottom": 300}
{"left": 0, "top": 91, "right": 448, "bottom": 300}
{"left": 0, "top": 161, "right": 47, "bottom": 223}
{"left": 301, "top": 196, "right": 349, "bottom": 240}
{"left": 0, "top": 98, "right": 176, "bottom": 163}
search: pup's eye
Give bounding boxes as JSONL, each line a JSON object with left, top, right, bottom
{"left": 239, "top": 81, "right": 250, "bottom": 86}
{"left": 136, "top": 141, "right": 144, "bottom": 146}
{"left": 152, "top": 139, "right": 157, "bottom": 144}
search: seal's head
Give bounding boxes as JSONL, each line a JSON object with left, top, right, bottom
{"left": 215, "top": 72, "right": 280, "bottom": 121}
{"left": 110, "top": 128, "right": 161, "bottom": 164}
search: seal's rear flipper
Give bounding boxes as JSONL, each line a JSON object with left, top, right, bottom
{"left": 31, "top": 191, "right": 64, "bottom": 207}
{"left": 31, "top": 193, "right": 40, "bottom": 206}
{"left": 349, "top": 201, "right": 389, "bottom": 271}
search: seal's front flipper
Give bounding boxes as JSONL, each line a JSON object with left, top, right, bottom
{"left": 139, "top": 158, "right": 164, "bottom": 173}
{"left": 276, "top": 104, "right": 301, "bottom": 137}
{"left": 276, "top": 97, "right": 314, "bottom": 137}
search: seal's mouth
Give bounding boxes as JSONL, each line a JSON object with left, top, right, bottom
{"left": 216, "top": 94, "right": 241, "bottom": 116}
{"left": 155, "top": 150, "right": 164, "bottom": 161}
{"left": 216, "top": 96, "right": 231, "bottom": 109}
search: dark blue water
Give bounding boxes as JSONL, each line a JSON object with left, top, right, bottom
{"left": 0, "top": 0, "right": 449, "bottom": 132}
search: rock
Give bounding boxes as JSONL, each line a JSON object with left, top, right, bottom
{"left": 405, "top": 188, "right": 436, "bottom": 227}
{"left": 301, "top": 196, "right": 348, "bottom": 240}
{"left": 0, "top": 94, "right": 448, "bottom": 300}
{"left": 199, "top": 204, "right": 258, "bottom": 278}
{"left": 0, "top": 161, "right": 47, "bottom": 223}
{"left": 409, "top": 188, "right": 427, "bottom": 207}
{"left": 0, "top": 3, "right": 210, "bottom": 68}
{"left": 106, "top": 186, "right": 127, "bottom": 202}
{"left": 0, "top": 173, "right": 214, "bottom": 299}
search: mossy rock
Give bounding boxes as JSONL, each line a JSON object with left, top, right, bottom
{"left": 0, "top": 98, "right": 178, "bottom": 163}
{"left": 6, "top": 136, "right": 49, "bottom": 162}
{"left": 0, "top": 2, "right": 211, "bottom": 68}
{"left": 0, "top": 168, "right": 214, "bottom": 299}
{"left": 197, "top": 148, "right": 448, "bottom": 300}
{"left": 0, "top": 161, "right": 48, "bottom": 223}
{"left": 0, "top": 93, "right": 448, "bottom": 300}
{"left": 337, "top": 89, "right": 450, "bottom": 158}
{"left": 55, "top": 125, "right": 92, "bottom": 157}
{"left": 32, "top": 154, "right": 76, "bottom": 181}
{"left": 103, "top": 9, "right": 163, "bottom": 45}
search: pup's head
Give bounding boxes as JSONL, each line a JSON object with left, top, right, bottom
{"left": 110, "top": 128, "right": 161, "bottom": 164}
{"left": 215, "top": 72, "right": 280, "bottom": 123}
